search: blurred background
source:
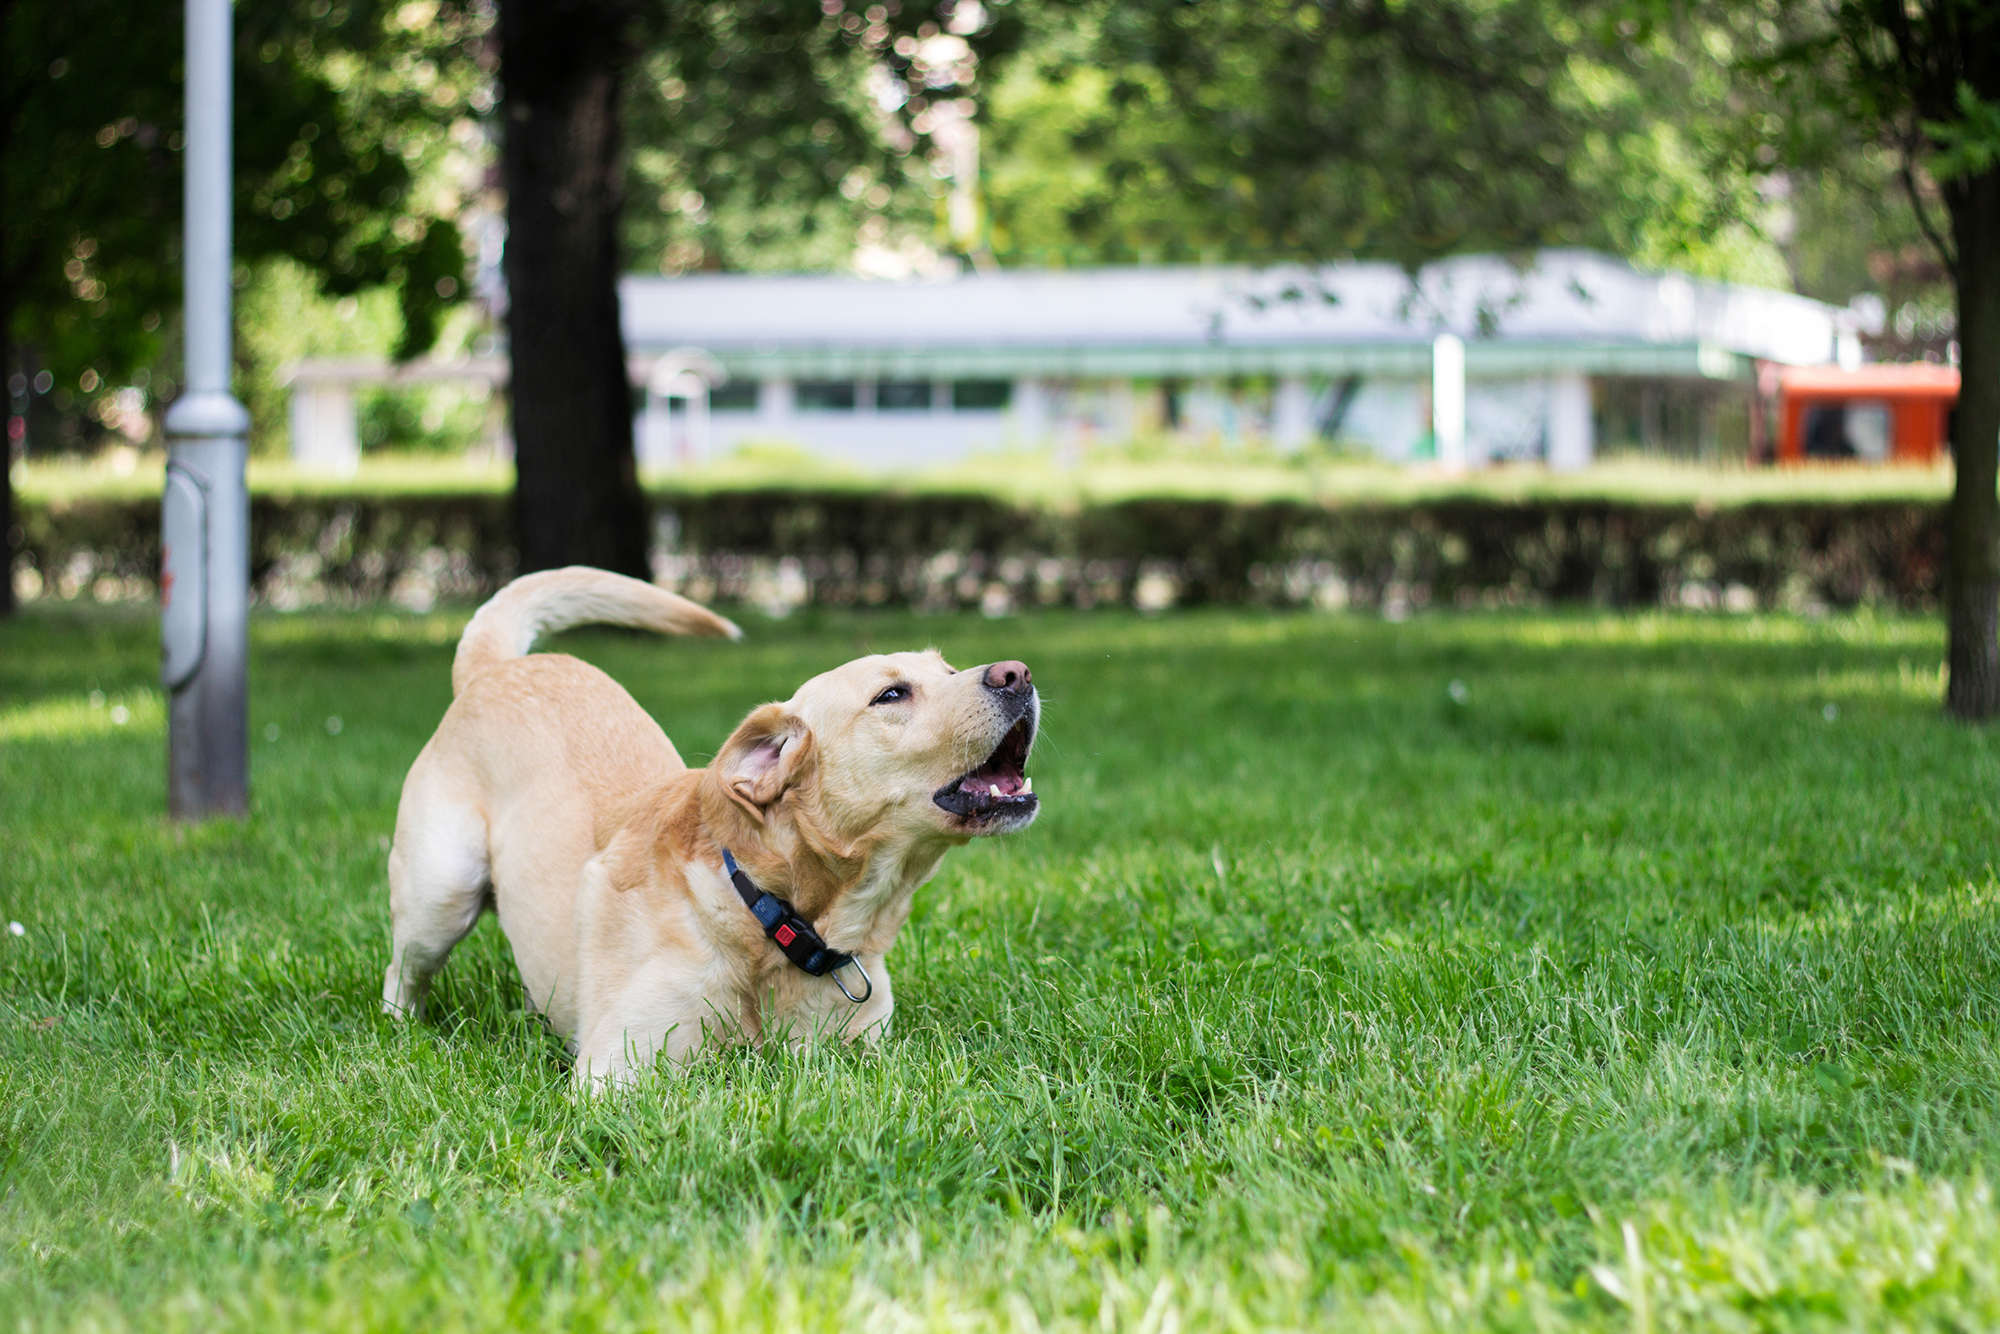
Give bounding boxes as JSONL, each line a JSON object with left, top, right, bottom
{"left": 2, "top": 0, "right": 1991, "bottom": 621}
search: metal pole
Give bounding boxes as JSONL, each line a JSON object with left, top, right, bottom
{"left": 161, "top": 0, "right": 250, "bottom": 819}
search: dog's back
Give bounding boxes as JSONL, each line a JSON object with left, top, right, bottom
{"left": 383, "top": 568, "right": 738, "bottom": 1030}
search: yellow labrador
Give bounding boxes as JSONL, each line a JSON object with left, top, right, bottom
{"left": 381, "top": 566, "right": 1040, "bottom": 1085}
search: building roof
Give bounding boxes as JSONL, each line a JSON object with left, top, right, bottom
{"left": 1778, "top": 363, "right": 1960, "bottom": 398}
{"left": 619, "top": 250, "right": 1845, "bottom": 383}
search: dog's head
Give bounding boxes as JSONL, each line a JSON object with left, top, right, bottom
{"left": 709, "top": 650, "right": 1039, "bottom": 852}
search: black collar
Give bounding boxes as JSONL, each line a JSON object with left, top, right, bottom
{"left": 722, "top": 848, "right": 872, "bottom": 1004}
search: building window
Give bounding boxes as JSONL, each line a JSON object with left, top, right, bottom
{"left": 795, "top": 380, "right": 857, "bottom": 411}
{"left": 952, "top": 379, "right": 1011, "bottom": 410}
{"left": 710, "top": 380, "right": 759, "bottom": 411}
{"left": 1804, "top": 400, "right": 1891, "bottom": 461}
{"left": 877, "top": 380, "right": 933, "bottom": 411}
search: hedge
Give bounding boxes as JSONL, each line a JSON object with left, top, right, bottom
{"left": 9, "top": 487, "right": 1946, "bottom": 616}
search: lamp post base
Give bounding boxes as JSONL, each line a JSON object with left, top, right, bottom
{"left": 162, "top": 415, "right": 249, "bottom": 822}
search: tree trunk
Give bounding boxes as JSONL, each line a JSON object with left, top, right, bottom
{"left": 1945, "top": 166, "right": 2000, "bottom": 720}
{"left": 499, "top": 0, "right": 649, "bottom": 579}
{"left": 1, "top": 0, "right": 15, "bottom": 617}
{"left": 1, "top": 347, "right": 13, "bottom": 615}
{"left": 1, "top": 295, "right": 14, "bottom": 616}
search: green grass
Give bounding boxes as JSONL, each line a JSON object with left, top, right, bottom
{"left": 4, "top": 603, "right": 2000, "bottom": 1331}
{"left": 15, "top": 449, "right": 1957, "bottom": 508}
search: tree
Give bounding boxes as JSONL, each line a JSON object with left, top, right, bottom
{"left": 977, "top": 1, "right": 1773, "bottom": 278}
{"left": 502, "top": 0, "right": 1028, "bottom": 575}
{"left": 626, "top": 1, "right": 1031, "bottom": 277}
{"left": 1766, "top": 0, "right": 2000, "bottom": 718}
{"left": 622, "top": 3, "right": 927, "bottom": 276}
{"left": 498, "top": 0, "right": 649, "bottom": 578}
{"left": 2, "top": 0, "right": 476, "bottom": 614}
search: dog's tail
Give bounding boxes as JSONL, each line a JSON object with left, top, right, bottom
{"left": 452, "top": 566, "right": 741, "bottom": 696}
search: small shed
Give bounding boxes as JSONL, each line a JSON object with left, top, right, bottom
{"left": 1775, "top": 364, "right": 1960, "bottom": 464}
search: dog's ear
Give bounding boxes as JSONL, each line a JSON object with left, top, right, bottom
{"left": 714, "top": 703, "right": 814, "bottom": 823}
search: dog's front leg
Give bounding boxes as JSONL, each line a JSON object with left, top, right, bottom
{"left": 572, "top": 957, "right": 751, "bottom": 1090}
{"left": 769, "top": 954, "right": 894, "bottom": 1050}
{"left": 841, "top": 955, "right": 894, "bottom": 1044}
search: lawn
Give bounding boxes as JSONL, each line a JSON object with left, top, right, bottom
{"left": 15, "top": 448, "right": 1957, "bottom": 508}
{"left": 3, "top": 603, "right": 1999, "bottom": 1331}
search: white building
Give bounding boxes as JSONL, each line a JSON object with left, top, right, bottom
{"left": 288, "top": 250, "right": 1854, "bottom": 472}
{"left": 622, "top": 251, "right": 1850, "bottom": 471}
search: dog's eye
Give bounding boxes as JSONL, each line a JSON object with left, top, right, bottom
{"left": 870, "top": 685, "right": 911, "bottom": 706}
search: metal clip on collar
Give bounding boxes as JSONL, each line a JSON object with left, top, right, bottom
{"left": 831, "top": 956, "right": 872, "bottom": 1004}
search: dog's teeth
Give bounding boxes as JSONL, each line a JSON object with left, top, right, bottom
{"left": 1023, "top": 777, "right": 1032, "bottom": 794}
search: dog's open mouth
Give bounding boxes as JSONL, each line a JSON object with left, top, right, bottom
{"left": 933, "top": 718, "right": 1037, "bottom": 821}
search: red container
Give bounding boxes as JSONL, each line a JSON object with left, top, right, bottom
{"left": 1775, "top": 364, "right": 1960, "bottom": 464}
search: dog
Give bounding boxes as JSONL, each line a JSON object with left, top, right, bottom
{"left": 381, "top": 566, "right": 1040, "bottom": 1085}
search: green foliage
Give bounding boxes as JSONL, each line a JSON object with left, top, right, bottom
{"left": 2, "top": 0, "right": 480, "bottom": 440}
{"left": 3, "top": 606, "right": 2000, "bottom": 1329}
{"left": 352, "top": 383, "right": 491, "bottom": 457}
{"left": 978, "top": 1, "right": 1784, "bottom": 282}
{"left": 227, "top": 0, "right": 485, "bottom": 358}
{"left": 1801, "top": 0, "right": 2000, "bottom": 157}
{"left": 235, "top": 258, "right": 396, "bottom": 457}
{"left": 620, "top": 1, "right": 1033, "bottom": 274}
{"left": 622, "top": 2, "right": 905, "bottom": 273}
{"left": 1756, "top": 0, "right": 2000, "bottom": 263}
{"left": 9, "top": 451, "right": 1963, "bottom": 510}
{"left": 981, "top": 52, "right": 1219, "bottom": 265}
{"left": 234, "top": 257, "right": 494, "bottom": 458}
{"left": 1926, "top": 82, "right": 2000, "bottom": 183}
{"left": 5, "top": 475, "right": 1963, "bottom": 615}
{"left": 5, "top": 1, "right": 183, "bottom": 402}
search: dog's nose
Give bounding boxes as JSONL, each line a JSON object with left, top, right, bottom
{"left": 983, "top": 660, "right": 1032, "bottom": 693}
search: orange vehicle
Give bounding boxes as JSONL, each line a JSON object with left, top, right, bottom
{"left": 1775, "top": 363, "right": 1960, "bottom": 464}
